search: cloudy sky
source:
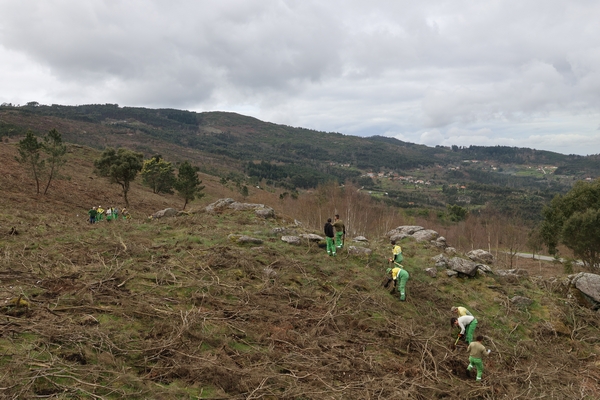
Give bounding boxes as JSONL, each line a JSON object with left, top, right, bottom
{"left": 1, "top": 1, "right": 599, "bottom": 155}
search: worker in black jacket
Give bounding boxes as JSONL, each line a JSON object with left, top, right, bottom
{"left": 324, "top": 218, "right": 336, "bottom": 256}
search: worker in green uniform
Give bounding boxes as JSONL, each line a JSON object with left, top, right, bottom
{"left": 386, "top": 240, "right": 409, "bottom": 301}
{"left": 466, "top": 335, "right": 491, "bottom": 382}
{"left": 451, "top": 315, "right": 478, "bottom": 344}
{"left": 324, "top": 218, "right": 336, "bottom": 256}
{"left": 333, "top": 214, "right": 345, "bottom": 249}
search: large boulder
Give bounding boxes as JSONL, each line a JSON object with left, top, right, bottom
{"left": 152, "top": 208, "right": 178, "bottom": 219}
{"left": 205, "top": 198, "right": 274, "bottom": 218}
{"left": 447, "top": 257, "right": 479, "bottom": 277}
{"left": 412, "top": 229, "right": 439, "bottom": 242}
{"left": 467, "top": 249, "right": 495, "bottom": 264}
{"left": 205, "top": 198, "right": 235, "bottom": 213}
{"left": 299, "top": 234, "right": 324, "bottom": 242}
{"left": 281, "top": 236, "right": 301, "bottom": 245}
{"left": 570, "top": 273, "right": 600, "bottom": 307}
{"left": 386, "top": 226, "right": 424, "bottom": 238}
{"left": 254, "top": 207, "right": 275, "bottom": 218}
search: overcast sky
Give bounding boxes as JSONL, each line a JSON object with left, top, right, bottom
{"left": 1, "top": 1, "right": 599, "bottom": 156}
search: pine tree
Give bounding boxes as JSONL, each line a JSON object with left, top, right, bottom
{"left": 16, "top": 131, "right": 44, "bottom": 194}
{"left": 174, "top": 161, "right": 205, "bottom": 210}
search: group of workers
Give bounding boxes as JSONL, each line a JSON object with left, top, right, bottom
{"left": 451, "top": 306, "right": 491, "bottom": 382}
{"left": 383, "top": 241, "right": 490, "bottom": 382}
{"left": 323, "top": 214, "right": 345, "bottom": 256}
{"left": 87, "top": 206, "right": 129, "bottom": 224}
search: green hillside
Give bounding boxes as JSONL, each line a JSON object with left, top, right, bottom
{"left": 0, "top": 141, "right": 599, "bottom": 399}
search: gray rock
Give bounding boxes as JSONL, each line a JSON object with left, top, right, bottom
{"left": 299, "top": 233, "right": 324, "bottom": 242}
{"left": 510, "top": 296, "right": 533, "bottom": 307}
{"left": 348, "top": 246, "right": 372, "bottom": 256}
{"left": 447, "top": 257, "right": 479, "bottom": 277}
{"left": 477, "top": 264, "right": 494, "bottom": 274}
{"left": 390, "top": 233, "right": 411, "bottom": 242}
{"left": 412, "top": 229, "right": 439, "bottom": 242}
{"left": 386, "top": 226, "right": 425, "bottom": 237}
{"left": 433, "top": 236, "right": 447, "bottom": 248}
{"left": 570, "top": 272, "right": 600, "bottom": 304}
{"left": 425, "top": 268, "right": 437, "bottom": 278}
{"left": 467, "top": 249, "right": 495, "bottom": 264}
{"left": 254, "top": 207, "right": 275, "bottom": 218}
{"left": 446, "top": 270, "right": 458, "bottom": 277}
{"left": 272, "top": 227, "right": 297, "bottom": 235}
{"left": 152, "top": 208, "right": 178, "bottom": 219}
{"left": 281, "top": 236, "right": 301, "bottom": 245}
{"left": 228, "top": 234, "right": 263, "bottom": 245}
{"left": 432, "top": 254, "right": 449, "bottom": 268}
{"left": 229, "top": 202, "right": 264, "bottom": 211}
{"left": 205, "top": 198, "right": 235, "bottom": 213}
{"left": 353, "top": 236, "right": 369, "bottom": 242}
{"left": 445, "top": 247, "right": 457, "bottom": 256}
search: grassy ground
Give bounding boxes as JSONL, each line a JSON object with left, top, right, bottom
{"left": 1, "top": 142, "right": 599, "bottom": 399}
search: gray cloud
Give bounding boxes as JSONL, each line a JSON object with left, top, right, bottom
{"left": 1, "top": 0, "right": 600, "bottom": 155}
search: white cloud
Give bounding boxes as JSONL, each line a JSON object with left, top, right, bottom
{"left": 1, "top": 0, "right": 600, "bottom": 155}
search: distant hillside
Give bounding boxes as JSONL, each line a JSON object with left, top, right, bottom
{"left": 2, "top": 103, "right": 599, "bottom": 221}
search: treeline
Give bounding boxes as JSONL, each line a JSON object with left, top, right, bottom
{"left": 245, "top": 161, "right": 361, "bottom": 189}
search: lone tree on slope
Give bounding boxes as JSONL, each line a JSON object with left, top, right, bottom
{"left": 42, "top": 128, "right": 67, "bottom": 194}
{"left": 94, "top": 147, "right": 144, "bottom": 208}
{"left": 174, "top": 161, "right": 205, "bottom": 210}
{"left": 16, "top": 130, "right": 44, "bottom": 194}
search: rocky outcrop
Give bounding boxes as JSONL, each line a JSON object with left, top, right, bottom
{"left": 353, "top": 236, "right": 369, "bottom": 242}
{"left": 387, "top": 226, "right": 424, "bottom": 242}
{"left": 281, "top": 236, "right": 301, "bottom": 245}
{"left": 412, "top": 229, "right": 439, "bottom": 242}
{"left": 432, "top": 254, "right": 449, "bottom": 268}
{"left": 569, "top": 273, "right": 600, "bottom": 308}
{"left": 152, "top": 208, "right": 178, "bottom": 219}
{"left": 467, "top": 249, "right": 494, "bottom": 264}
{"left": 445, "top": 247, "right": 457, "bottom": 256}
{"left": 447, "top": 257, "right": 479, "bottom": 277}
{"left": 205, "top": 198, "right": 235, "bottom": 213}
{"left": 205, "top": 198, "right": 275, "bottom": 218}
{"left": 299, "top": 234, "right": 324, "bottom": 242}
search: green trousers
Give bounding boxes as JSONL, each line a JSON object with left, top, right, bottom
{"left": 396, "top": 268, "right": 409, "bottom": 301}
{"left": 468, "top": 356, "right": 484, "bottom": 380}
{"left": 465, "top": 319, "right": 478, "bottom": 344}
{"left": 326, "top": 237, "right": 336, "bottom": 256}
{"left": 335, "top": 231, "right": 344, "bottom": 248}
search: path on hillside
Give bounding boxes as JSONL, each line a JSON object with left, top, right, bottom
{"left": 513, "top": 252, "right": 584, "bottom": 266}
